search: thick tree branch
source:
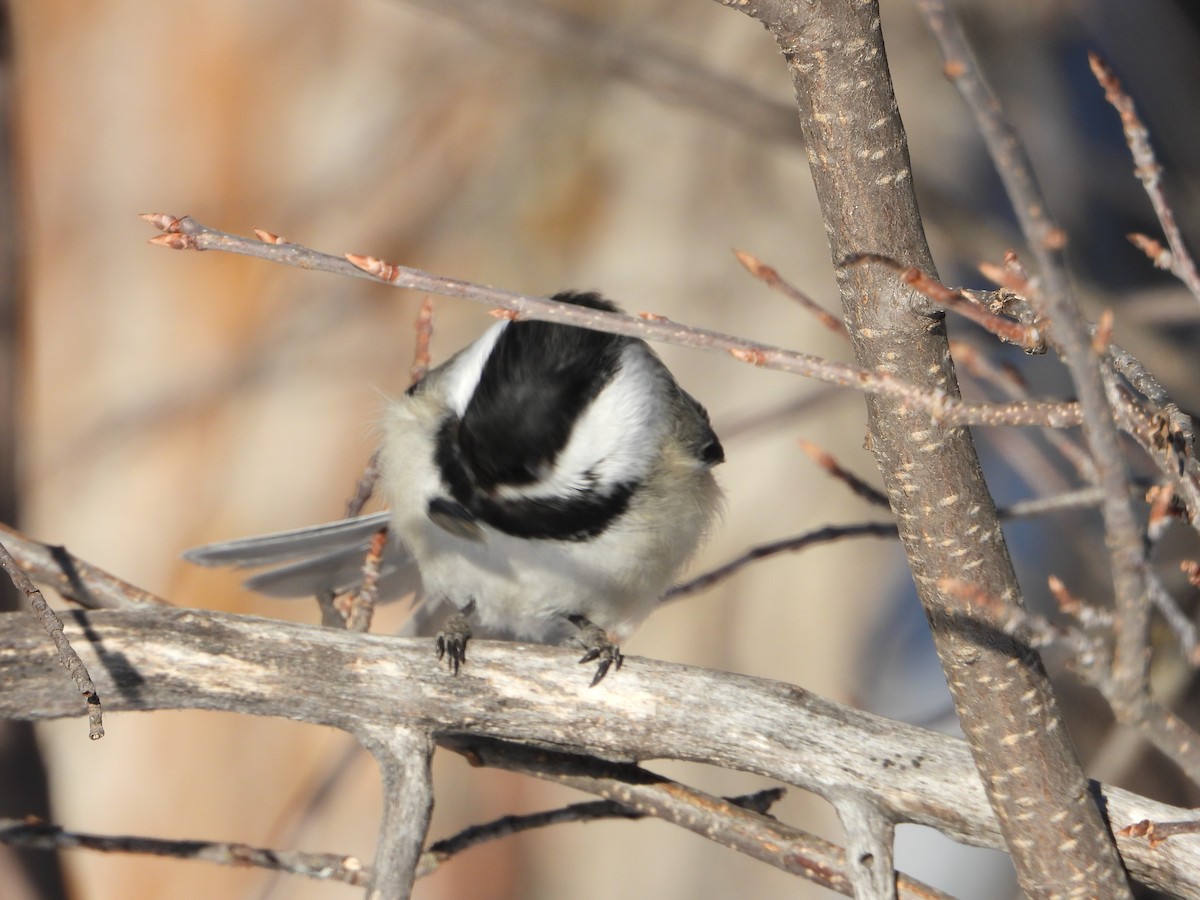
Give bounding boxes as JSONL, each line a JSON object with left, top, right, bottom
{"left": 1, "top": 607, "right": 1195, "bottom": 894}
{"left": 713, "top": 0, "right": 1130, "bottom": 894}
{"left": 358, "top": 724, "right": 433, "bottom": 899}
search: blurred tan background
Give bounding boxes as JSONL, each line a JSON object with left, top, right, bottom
{"left": 7, "top": 0, "right": 1200, "bottom": 898}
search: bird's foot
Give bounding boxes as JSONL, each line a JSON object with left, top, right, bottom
{"left": 566, "top": 614, "right": 624, "bottom": 687}
{"left": 436, "top": 599, "right": 475, "bottom": 674}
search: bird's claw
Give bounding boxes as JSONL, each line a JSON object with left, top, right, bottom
{"left": 567, "top": 614, "right": 624, "bottom": 686}
{"left": 436, "top": 602, "right": 475, "bottom": 674}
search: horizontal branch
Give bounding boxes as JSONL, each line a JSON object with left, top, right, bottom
{"left": 441, "top": 735, "right": 952, "bottom": 899}
{"left": 2, "top": 607, "right": 1197, "bottom": 894}
{"left": 0, "top": 818, "right": 369, "bottom": 888}
{"left": 666, "top": 488, "right": 1104, "bottom": 601}
{"left": 141, "top": 215, "right": 1082, "bottom": 430}
{"left": 0, "top": 783, "right": 954, "bottom": 898}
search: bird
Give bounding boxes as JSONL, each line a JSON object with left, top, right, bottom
{"left": 185, "top": 291, "right": 724, "bottom": 685}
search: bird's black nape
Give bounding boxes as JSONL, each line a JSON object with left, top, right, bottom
{"left": 548, "top": 290, "right": 620, "bottom": 314}
{"left": 449, "top": 291, "right": 629, "bottom": 494}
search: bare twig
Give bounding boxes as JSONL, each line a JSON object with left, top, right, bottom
{"left": 667, "top": 486, "right": 1105, "bottom": 603}
{"left": 342, "top": 528, "right": 388, "bottom": 633}
{"left": 798, "top": 439, "right": 889, "bottom": 507}
{"left": 978, "top": 573, "right": 1200, "bottom": 785}
{"left": 443, "top": 735, "right": 953, "bottom": 899}
{"left": 847, "top": 253, "right": 1045, "bottom": 352}
{"left": 342, "top": 301, "right": 437, "bottom": 520}
{"left": 920, "top": 0, "right": 1152, "bottom": 731}
{"left": 1128, "top": 233, "right": 1173, "bottom": 271}
{"left": 1048, "top": 574, "right": 1114, "bottom": 630}
{"left": 1105, "top": 338, "right": 1195, "bottom": 444}
{"left": 942, "top": 574, "right": 1200, "bottom": 781}
{"left": 999, "top": 488, "right": 1105, "bottom": 519}
{"left": 1088, "top": 53, "right": 1200, "bottom": 304}
{"left": 141, "top": 214, "right": 1085, "bottom": 430}
{"left": 0, "top": 818, "right": 369, "bottom": 887}
{"left": 340, "top": 296, "right": 436, "bottom": 517}
{"left": 1104, "top": 341, "right": 1200, "bottom": 522}
{"left": 0, "top": 541, "right": 103, "bottom": 739}
{"left": 4, "top": 786, "right": 932, "bottom": 897}
{"left": 1120, "top": 818, "right": 1200, "bottom": 848}
{"left": 344, "top": 449, "right": 381, "bottom": 521}
{"left": 939, "top": 577, "right": 1101, "bottom": 663}
{"left": 734, "top": 249, "right": 847, "bottom": 335}
{"left": 419, "top": 787, "right": 785, "bottom": 878}
{"left": 950, "top": 338, "right": 1097, "bottom": 482}
{"left": 409, "top": 296, "right": 434, "bottom": 384}
{"left": 663, "top": 523, "right": 898, "bottom": 601}
{"left": 1146, "top": 575, "right": 1200, "bottom": 665}
{"left": 0, "top": 522, "right": 169, "bottom": 610}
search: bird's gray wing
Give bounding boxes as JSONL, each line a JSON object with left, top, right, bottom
{"left": 184, "top": 511, "right": 422, "bottom": 602}
{"left": 183, "top": 512, "right": 391, "bottom": 567}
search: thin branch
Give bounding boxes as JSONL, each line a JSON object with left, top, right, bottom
{"left": 998, "top": 487, "right": 1105, "bottom": 519}
{"left": 409, "top": 296, "right": 435, "bottom": 384}
{"left": 663, "top": 523, "right": 898, "bottom": 601}
{"left": 1048, "top": 574, "right": 1114, "bottom": 630}
{"left": 442, "top": 735, "right": 953, "bottom": 900}
{"left": 0, "top": 541, "right": 103, "bottom": 740}
{"left": 918, "top": 0, "right": 1152, "bottom": 721}
{"left": 344, "top": 449, "right": 381, "bottom": 521}
{"left": 975, "top": 250, "right": 1044, "bottom": 327}
{"left": 939, "top": 577, "right": 1102, "bottom": 664}
{"left": 847, "top": 253, "right": 1045, "bottom": 353}
{"left": 0, "top": 522, "right": 169, "bottom": 610}
{"left": 0, "top": 786, "right": 945, "bottom": 899}
{"left": 419, "top": 787, "right": 785, "bottom": 878}
{"left": 1106, "top": 337, "right": 1195, "bottom": 446}
{"left": 798, "top": 439, "right": 890, "bottom": 508}
{"left": 1103, "top": 342, "right": 1200, "bottom": 523}
{"left": 141, "top": 214, "right": 1084, "bottom": 430}
{"left": 734, "top": 249, "right": 847, "bottom": 336}
{"left": 1121, "top": 817, "right": 1200, "bottom": 848}
{"left": 0, "top": 818, "right": 369, "bottom": 888}
{"left": 1088, "top": 53, "right": 1200, "bottom": 304}
{"left": 953, "top": 336, "right": 1098, "bottom": 481}
{"left": 342, "top": 527, "right": 388, "bottom": 633}
{"left": 666, "top": 487, "right": 1105, "bottom": 602}
{"left": 342, "top": 298, "right": 437, "bottom": 522}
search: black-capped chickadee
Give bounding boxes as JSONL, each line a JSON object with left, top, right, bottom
{"left": 185, "top": 291, "right": 723, "bottom": 684}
